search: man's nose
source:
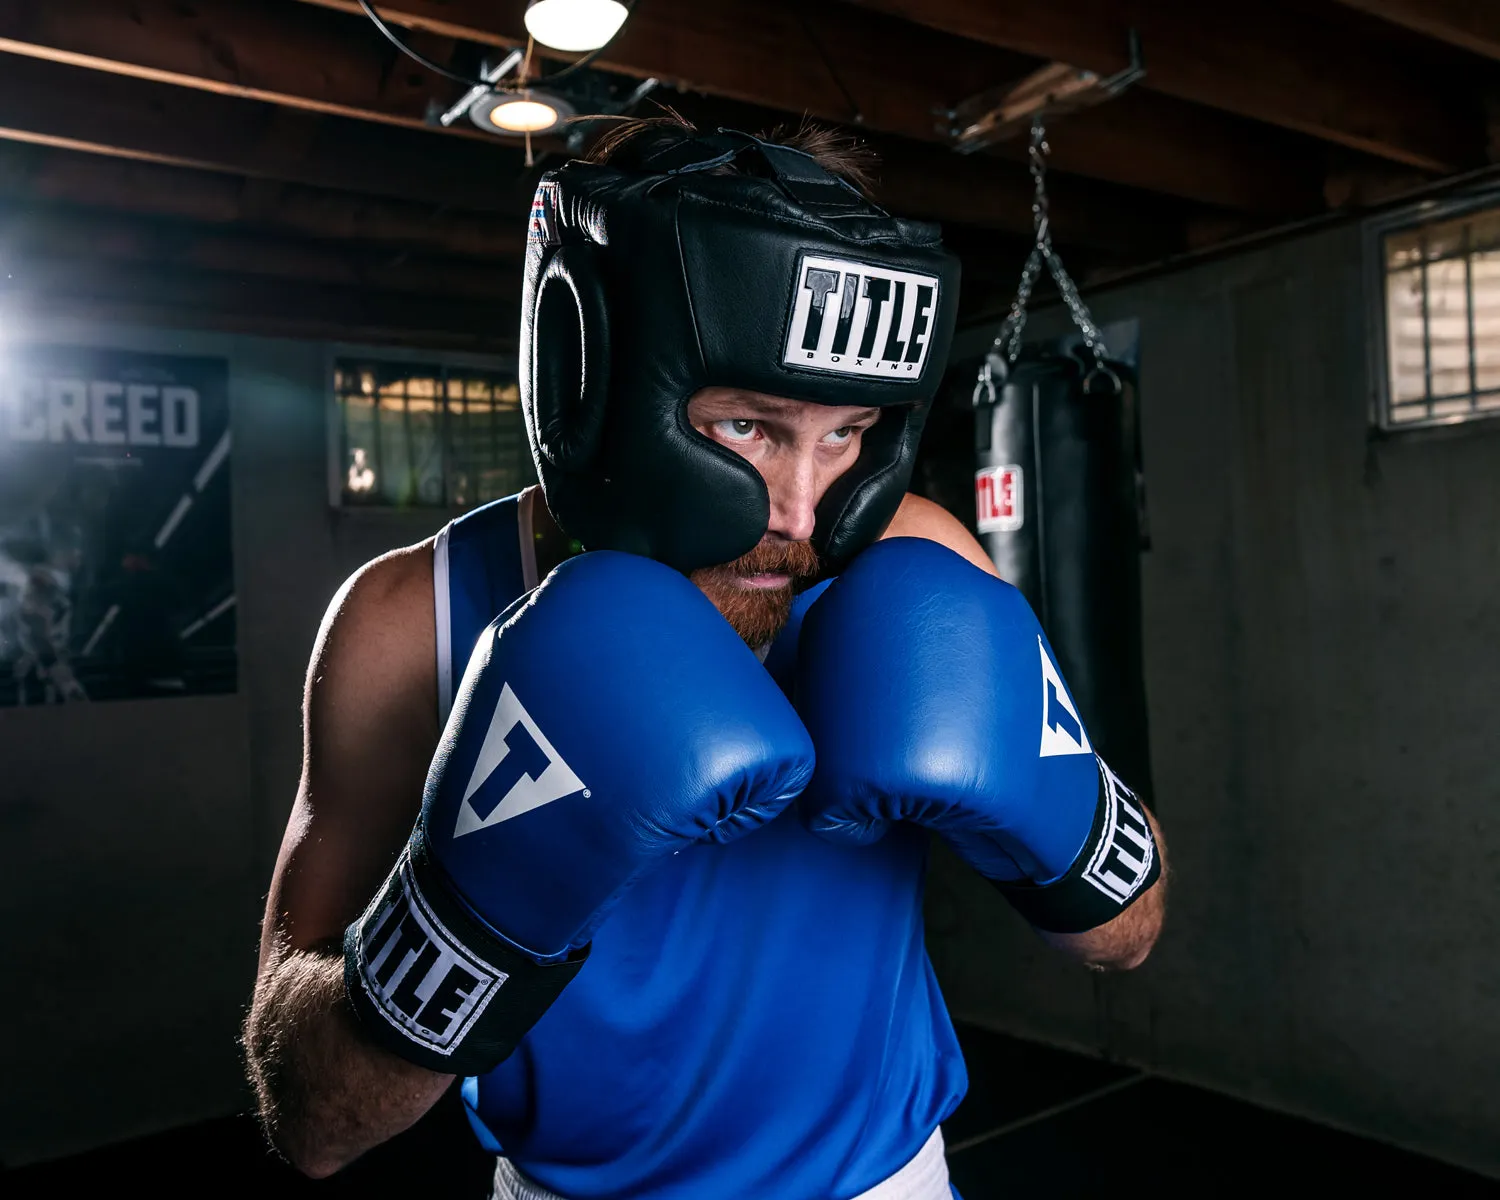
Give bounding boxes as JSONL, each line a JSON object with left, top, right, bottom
{"left": 761, "top": 449, "right": 819, "bottom": 543}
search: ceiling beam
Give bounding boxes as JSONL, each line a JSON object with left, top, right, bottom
{"left": 841, "top": 0, "right": 1484, "bottom": 173}
{"left": 301, "top": 0, "right": 1023, "bottom": 127}
{"left": 0, "top": 0, "right": 1419, "bottom": 221}
{"left": 0, "top": 254, "right": 517, "bottom": 349}
{"left": 0, "top": 50, "right": 1173, "bottom": 257}
{"left": 0, "top": 142, "right": 522, "bottom": 259}
{"left": 0, "top": 204, "right": 510, "bottom": 297}
{"left": 0, "top": 0, "right": 455, "bottom": 130}
{"left": 295, "top": 0, "right": 1385, "bottom": 213}
{"left": 0, "top": 50, "right": 537, "bottom": 214}
{"left": 652, "top": 77, "right": 1201, "bottom": 255}
{"left": 1328, "top": 0, "right": 1500, "bottom": 62}
{"left": 666, "top": 62, "right": 1328, "bottom": 220}
{"left": 860, "top": 140, "right": 1192, "bottom": 257}
{"left": 22, "top": 0, "right": 1315, "bottom": 216}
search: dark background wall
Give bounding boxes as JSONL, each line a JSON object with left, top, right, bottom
{"left": 927, "top": 220, "right": 1500, "bottom": 1178}
{"left": 0, "top": 318, "right": 487, "bottom": 1166}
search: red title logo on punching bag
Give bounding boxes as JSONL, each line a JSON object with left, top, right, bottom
{"left": 975, "top": 465, "right": 1024, "bottom": 534}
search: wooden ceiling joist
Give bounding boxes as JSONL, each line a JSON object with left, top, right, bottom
{"left": 0, "top": 143, "right": 522, "bottom": 260}
{"left": 0, "top": 48, "right": 1181, "bottom": 256}
{"left": 0, "top": 51, "right": 538, "bottom": 214}
{"left": 1036, "top": 90, "right": 1331, "bottom": 218}
{"left": 1329, "top": 0, "right": 1500, "bottom": 63}
{"left": 0, "top": 0, "right": 1480, "bottom": 334}
{"left": 0, "top": 0, "right": 450, "bottom": 130}
{"left": 871, "top": 140, "right": 1189, "bottom": 257}
{"left": 308, "top": 0, "right": 1322, "bottom": 214}
{"left": 0, "top": 255, "right": 517, "bottom": 349}
{"left": 842, "top": 0, "right": 1483, "bottom": 173}
{"left": 0, "top": 205, "right": 509, "bottom": 298}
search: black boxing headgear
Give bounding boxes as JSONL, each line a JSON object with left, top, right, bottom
{"left": 520, "top": 129, "right": 961, "bottom": 574}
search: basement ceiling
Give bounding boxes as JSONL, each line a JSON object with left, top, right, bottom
{"left": 0, "top": 0, "right": 1494, "bottom": 347}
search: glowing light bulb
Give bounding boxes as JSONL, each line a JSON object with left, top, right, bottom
{"left": 471, "top": 89, "right": 574, "bottom": 136}
{"left": 524, "top": 0, "right": 629, "bottom": 53}
{"left": 487, "top": 97, "right": 561, "bottom": 134}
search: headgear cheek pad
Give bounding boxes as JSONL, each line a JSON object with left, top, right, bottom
{"left": 521, "top": 130, "right": 961, "bottom": 574}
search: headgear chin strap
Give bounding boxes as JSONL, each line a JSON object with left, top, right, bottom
{"left": 521, "top": 129, "right": 962, "bottom": 574}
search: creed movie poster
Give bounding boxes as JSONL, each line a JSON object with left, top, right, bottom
{"left": 0, "top": 346, "right": 235, "bottom": 706}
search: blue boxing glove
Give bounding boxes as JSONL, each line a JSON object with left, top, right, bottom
{"left": 346, "top": 552, "right": 815, "bottom": 1074}
{"left": 795, "top": 538, "right": 1159, "bottom": 933}
{"left": 762, "top": 578, "right": 833, "bottom": 700}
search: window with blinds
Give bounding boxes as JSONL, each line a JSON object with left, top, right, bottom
{"left": 333, "top": 359, "right": 534, "bottom": 508}
{"left": 1377, "top": 203, "right": 1500, "bottom": 430}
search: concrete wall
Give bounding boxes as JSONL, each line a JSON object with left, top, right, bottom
{"left": 927, "top": 221, "right": 1500, "bottom": 1177}
{"left": 0, "top": 317, "right": 508, "bottom": 1166}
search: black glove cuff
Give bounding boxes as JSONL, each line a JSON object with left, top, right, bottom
{"left": 343, "top": 835, "right": 588, "bottom": 1076}
{"left": 993, "top": 757, "right": 1161, "bottom": 934}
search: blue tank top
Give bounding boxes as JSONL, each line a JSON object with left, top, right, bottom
{"left": 436, "top": 492, "right": 967, "bottom": 1199}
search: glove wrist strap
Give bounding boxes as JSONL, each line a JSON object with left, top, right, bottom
{"left": 343, "top": 835, "right": 587, "bottom": 1075}
{"left": 994, "top": 757, "right": 1160, "bottom": 934}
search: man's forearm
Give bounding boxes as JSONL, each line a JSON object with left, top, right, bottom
{"left": 244, "top": 945, "right": 453, "bottom": 1178}
{"left": 1038, "top": 808, "right": 1169, "bottom": 971}
{"left": 1039, "top": 874, "right": 1165, "bottom": 969}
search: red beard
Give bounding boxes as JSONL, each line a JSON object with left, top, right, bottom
{"left": 690, "top": 538, "right": 822, "bottom": 647}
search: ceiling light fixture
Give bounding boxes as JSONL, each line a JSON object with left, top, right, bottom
{"left": 524, "top": 0, "right": 630, "bottom": 54}
{"left": 471, "top": 88, "right": 575, "bottom": 136}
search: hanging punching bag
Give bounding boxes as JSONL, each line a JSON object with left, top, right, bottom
{"left": 973, "top": 346, "right": 1155, "bottom": 804}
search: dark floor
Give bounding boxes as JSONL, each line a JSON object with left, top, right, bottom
{"left": 5, "top": 1022, "right": 1496, "bottom": 1198}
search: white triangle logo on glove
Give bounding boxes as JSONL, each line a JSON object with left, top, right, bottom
{"left": 1038, "top": 637, "right": 1092, "bottom": 758}
{"left": 453, "top": 682, "right": 586, "bottom": 839}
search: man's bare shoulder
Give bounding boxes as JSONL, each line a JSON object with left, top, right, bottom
{"left": 881, "top": 493, "right": 999, "bottom": 577}
{"left": 322, "top": 538, "right": 437, "bottom": 653}
{"left": 269, "top": 537, "right": 442, "bottom": 956}
{"left": 307, "top": 536, "right": 441, "bottom": 754}
{"left": 306, "top": 537, "right": 442, "bottom": 788}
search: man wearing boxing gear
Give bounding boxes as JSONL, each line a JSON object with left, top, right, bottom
{"left": 245, "top": 117, "right": 1167, "bottom": 1200}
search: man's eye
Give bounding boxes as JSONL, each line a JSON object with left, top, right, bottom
{"left": 715, "top": 419, "right": 757, "bottom": 440}
{"left": 824, "top": 426, "right": 856, "bottom": 444}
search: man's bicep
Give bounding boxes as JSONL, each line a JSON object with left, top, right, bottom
{"left": 262, "top": 547, "right": 441, "bottom": 962}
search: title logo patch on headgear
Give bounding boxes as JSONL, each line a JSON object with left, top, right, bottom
{"left": 782, "top": 253, "right": 941, "bottom": 381}
{"left": 529, "top": 181, "right": 560, "bottom": 246}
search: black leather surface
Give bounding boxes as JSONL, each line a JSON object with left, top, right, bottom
{"left": 978, "top": 351, "right": 1155, "bottom": 806}
{"left": 520, "top": 131, "right": 962, "bottom": 572}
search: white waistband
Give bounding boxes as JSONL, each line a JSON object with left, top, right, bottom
{"left": 491, "top": 1126, "right": 949, "bottom": 1200}
{"left": 491, "top": 1157, "right": 565, "bottom": 1200}
{"left": 850, "top": 1127, "right": 949, "bottom": 1200}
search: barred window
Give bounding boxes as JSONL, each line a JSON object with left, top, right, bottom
{"left": 334, "top": 359, "right": 533, "bottom": 508}
{"left": 1377, "top": 202, "right": 1500, "bottom": 429}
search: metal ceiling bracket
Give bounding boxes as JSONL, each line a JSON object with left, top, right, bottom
{"left": 939, "top": 29, "right": 1144, "bottom": 155}
{"left": 438, "top": 50, "right": 526, "bottom": 127}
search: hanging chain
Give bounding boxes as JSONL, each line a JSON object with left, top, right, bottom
{"left": 974, "top": 115, "right": 1112, "bottom": 405}
{"left": 996, "top": 119, "right": 1051, "bottom": 363}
